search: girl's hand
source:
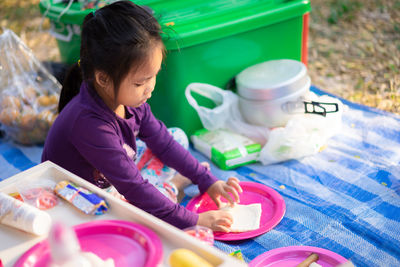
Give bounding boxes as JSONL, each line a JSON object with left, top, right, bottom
{"left": 197, "top": 210, "right": 233, "bottom": 232}
{"left": 207, "top": 177, "right": 243, "bottom": 208}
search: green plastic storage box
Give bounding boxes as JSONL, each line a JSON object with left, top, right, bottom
{"left": 39, "top": 0, "right": 311, "bottom": 135}
{"left": 39, "top": 0, "right": 89, "bottom": 64}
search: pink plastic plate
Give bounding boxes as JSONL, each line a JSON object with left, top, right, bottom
{"left": 249, "top": 246, "right": 348, "bottom": 267}
{"left": 186, "top": 181, "right": 286, "bottom": 241}
{"left": 14, "top": 220, "right": 163, "bottom": 267}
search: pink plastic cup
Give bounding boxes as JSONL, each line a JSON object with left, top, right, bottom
{"left": 183, "top": 225, "right": 214, "bottom": 246}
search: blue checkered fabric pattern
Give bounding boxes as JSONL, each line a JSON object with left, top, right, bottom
{"left": 1, "top": 86, "right": 399, "bottom": 266}
{"left": 183, "top": 86, "right": 400, "bottom": 266}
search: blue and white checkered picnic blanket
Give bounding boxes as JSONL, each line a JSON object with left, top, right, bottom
{"left": 1, "top": 86, "right": 400, "bottom": 266}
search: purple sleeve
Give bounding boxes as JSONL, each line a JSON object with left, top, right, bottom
{"left": 138, "top": 104, "right": 219, "bottom": 194}
{"left": 69, "top": 113, "right": 198, "bottom": 229}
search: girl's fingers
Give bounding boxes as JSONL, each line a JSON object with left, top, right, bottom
{"left": 218, "top": 210, "right": 233, "bottom": 221}
{"left": 218, "top": 217, "right": 233, "bottom": 226}
{"left": 210, "top": 194, "right": 222, "bottom": 208}
{"left": 225, "top": 185, "right": 240, "bottom": 203}
{"left": 214, "top": 224, "right": 231, "bottom": 233}
{"left": 228, "top": 176, "right": 240, "bottom": 183}
{"left": 227, "top": 177, "right": 243, "bottom": 193}
{"left": 221, "top": 190, "right": 235, "bottom": 206}
{"left": 203, "top": 162, "right": 211, "bottom": 170}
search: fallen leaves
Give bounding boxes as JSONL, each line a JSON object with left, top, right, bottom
{"left": 309, "top": 0, "right": 400, "bottom": 115}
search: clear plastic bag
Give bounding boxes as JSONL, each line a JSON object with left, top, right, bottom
{"left": 259, "top": 93, "right": 345, "bottom": 165}
{"left": 0, "top": 29, "right": 61, "bottom": 145}
{"left": 185, "top": 83, "right": 270, "bottom": 145}
{"left": 16, "top": 178, "right": 59, "bottom": 210}
{"left": 186, "top": 83, "right": 344, "bottom": 166}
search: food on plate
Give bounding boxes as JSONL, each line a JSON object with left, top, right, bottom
{"left": 219, "top": 203, "right": 262, "bottom": 232}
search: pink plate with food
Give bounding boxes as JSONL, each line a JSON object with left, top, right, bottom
{"left": 14, "top": 220, "right": 163, "bottom": 267}
{"left": 186, "top": 181, "right": 286, "bottom": 241}
{"left": 249, "top": 246, "right": 348, "bottom": 267}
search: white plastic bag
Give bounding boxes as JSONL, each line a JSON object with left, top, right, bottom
{"left": 185, "top": 83, "right": 269, "bottom": 145}
{"left": 0, "top": 29, "right": 61, "bottom": 145}
{"left": 259, "top": 93, "right": 344, "bottom": 165}
{"left": 186, "top": 83, "right": 344, "bottom": 166}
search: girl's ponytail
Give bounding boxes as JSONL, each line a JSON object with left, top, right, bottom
{"left": 58, "top": 63, "right": 82, "bottom": 113}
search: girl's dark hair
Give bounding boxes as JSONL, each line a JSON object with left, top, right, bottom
{"left": 58, "top": 1, "right": 163, "bottom": 112}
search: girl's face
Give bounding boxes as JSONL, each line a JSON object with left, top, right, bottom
{"left": 117, "top": 46, "right": 163, "bottom": 108}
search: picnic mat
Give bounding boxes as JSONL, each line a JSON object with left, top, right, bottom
{"left": 1, "top": 86, "right": 400, "bottom": 266}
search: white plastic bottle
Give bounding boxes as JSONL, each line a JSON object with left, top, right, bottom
{"left": 0, "top": 192, "right": 52, "bottom": 235}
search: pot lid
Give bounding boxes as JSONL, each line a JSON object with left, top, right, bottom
{"left": 236, "top": 59, "right": 309, "bottom": 100}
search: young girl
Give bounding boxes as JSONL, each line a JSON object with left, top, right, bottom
{"left": 42, "top": 1, "right": 242, "bottom": 232}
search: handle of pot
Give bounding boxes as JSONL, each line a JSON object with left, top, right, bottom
{"left": 303, "top": 101, "right": 339, "bottom": 117}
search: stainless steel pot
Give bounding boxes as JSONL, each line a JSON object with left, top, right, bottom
{"left": 236, "top": 59, "right": 338, "bottom": 127}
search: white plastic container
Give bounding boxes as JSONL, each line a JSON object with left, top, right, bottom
{"left": 236, "top": 59, "right": 319, "bottom": 128}
{"left": 0, "top": 192, "right": 52, "bottom": 236}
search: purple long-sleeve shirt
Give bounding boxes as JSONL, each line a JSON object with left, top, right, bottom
{"left": 42, "top": 81, "right": 218, "bottom": 228}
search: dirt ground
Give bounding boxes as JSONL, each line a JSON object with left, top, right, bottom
{"left": 1, "top": 0, "right": 399, "bottom": 115}
{"left": 309, "top": 0, "right": 400, "bottom": 114}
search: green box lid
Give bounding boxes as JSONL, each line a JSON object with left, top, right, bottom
{"left": 39, "top": 0, "right": 310, "bottom": 50}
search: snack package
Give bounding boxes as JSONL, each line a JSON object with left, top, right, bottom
{"left": 55, "top": 181, "right": 108, "bottom": 215}
{"left": 191, "top": 129, "right": 261, "bottom": 170}
{"left": 0, "top": 29, "right": 61, "bottom": 145}
{"left": 16, "top": 179, "right": 59, "bottom": 210}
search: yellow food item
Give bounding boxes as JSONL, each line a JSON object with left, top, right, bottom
{"left": 19, "top": 113, "right": 36, "bottom": 129}
{"left": 1, "top": 96, "right": 22, "bottom": 109}
{"left": 37, "top": 109, "right": 55, "bottom": 130}
{"left": 37, "top": 95, "right": 51, "bottom": 106}
{"left": 48, "top": 94, "right": 59, "bottom": 105}
{"left": 0, "top": 81, "right": 59, "bottom": 144}
{"left": 0, "top": 108, "right": 20, "bottom": 126}
{"left": 19, "top": 106, "right": 35, "bottom": 129}
{"left": 23, "top": 86, "right": 37, "bottom": 99}
{"left": 169, "top": 249, "right": 213, "bottom": 267}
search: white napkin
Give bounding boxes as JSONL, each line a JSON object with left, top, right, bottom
{"left": 220, "top": 203, "right": 262, "bottom": 232}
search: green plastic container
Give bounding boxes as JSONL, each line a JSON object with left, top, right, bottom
{"left": 39, "top": 0, "right": 311, "bottom": 135}
{"left": 148, "top": 0, "right": 311, "bottom": 135}
{"left": 39, "top": 1, "right": 91, "bottom": 64}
